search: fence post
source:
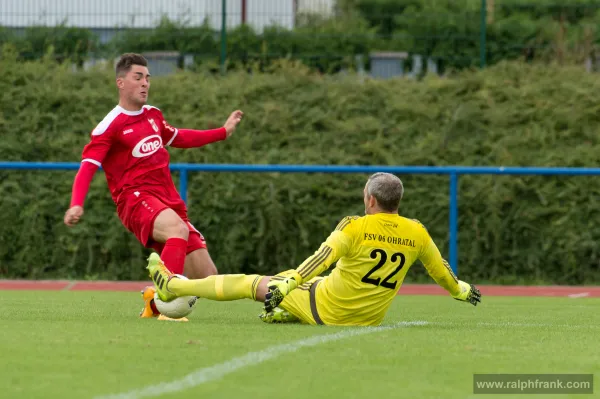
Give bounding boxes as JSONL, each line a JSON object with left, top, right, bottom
{"left": 480, "top": 0, "right": 487, "bottom": 68}
{"left": 179, "top": 168, "right": 188, "bottom": 204}
{"left": 449, "top": 173, "right": 459, "bottom": 274}
{"left": 220, "top": 0, "right": 227, "bottom": 74}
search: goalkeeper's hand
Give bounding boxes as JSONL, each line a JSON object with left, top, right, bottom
{"left": 264, "top": 270, "right": 301, "bottom": 312}
{"left": 452, "top": 280, "right": 481, "bottom": 306}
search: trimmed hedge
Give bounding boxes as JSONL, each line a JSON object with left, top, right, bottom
{"left": 1, "top": 51, "right": 600, "bottom": 284}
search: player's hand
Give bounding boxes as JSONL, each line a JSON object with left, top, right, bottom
{"left": 264, "top": 270, "right": 301, "bottom": 312}
{"left": 64, "top": 206, "right": 84, "bottom": 227}
{"left": 223, "top": 110, "right": 243, "bottom": 137}
{"left": 452, "top": 280, "right": 481, "bottom": 306}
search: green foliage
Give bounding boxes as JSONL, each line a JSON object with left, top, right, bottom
{"left": 0, "top": 23, "right": 99, "bottom": 65}
{"left": 3, "top": 1, "right": 600, "bottom": 72}
{"left": 338, "top": 0, "right": 423, "bottom": 37}
{"left": 388, "top": 0, "right": 482, "bottom": 69}
{"left": 1, "top": 54, "right": 600, "bottom": 284}
{"left": 109, "top": 13, "right": 376, "bottom": 74}
{"left": 344, "top": 0, "right": 600, "bottom": 69}
{"left": 109, "top": 16, "right": 218, "bottom": 61}
{"left": 106, "top": 1, "right": 600, "bottom": 71}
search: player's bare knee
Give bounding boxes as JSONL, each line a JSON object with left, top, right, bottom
{"left": 154, "top": 209, "right": 189, "bottom": 242}
{"left": 172, "top": 220, "right": 189, "bottom": 240}
{"left": 164, "top": 217, "right": 188, "bottom": 240}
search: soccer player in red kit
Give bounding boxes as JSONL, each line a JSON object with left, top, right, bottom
{"left": 63, "top": 53, "right": 243, "bottom": 319}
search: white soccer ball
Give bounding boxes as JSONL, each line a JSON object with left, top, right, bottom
{"left": 153, "top": 275, "right": 197, "bottom": 319}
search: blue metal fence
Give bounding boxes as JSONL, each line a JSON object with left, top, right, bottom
{"left": 3, "top": 161, "right": 600, "bottom": 274}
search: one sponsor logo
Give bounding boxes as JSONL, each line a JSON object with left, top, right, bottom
{"left": 132, "top": 135, "right": 162, "bottom": 158}
{"left": 148, "top": 118, "right": 159, "bottom": 132}
{"left": 123, "top": 128, "right": 134, "bottom": 135}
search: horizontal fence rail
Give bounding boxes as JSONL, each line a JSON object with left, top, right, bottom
{"left": 3, "top": 161, "right": 600, "bottom": 274}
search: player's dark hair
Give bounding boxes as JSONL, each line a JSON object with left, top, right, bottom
{"left": 115, "top": 53, "right": 148, "bottom": 77}
{"left": 366, "top": 173, "right": 403, "bottom": 212}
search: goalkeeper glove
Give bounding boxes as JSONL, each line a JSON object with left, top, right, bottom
{"left": 264, "top": 270, "right": 301, "bottom": 312}
{"left": 452, "top": 280, "right": 481, "bottom": 306}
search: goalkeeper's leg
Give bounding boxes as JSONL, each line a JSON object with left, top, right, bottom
{"left": 178, "top": 274, "right": 301, "bottom": 323}
{"left": 162, "top": 264, "right": 300, "bottom": 323}
{"left": 164, "top": 262, "right": 296, "bottom": 303}
{"left": 148, "top": 252, "right": 268, "bottom": 301}
{"left": 168, "top": 273, "right": 268, "bottom": 301}
{"left": 168, "top": 268, "right": 302, "bottom": 323}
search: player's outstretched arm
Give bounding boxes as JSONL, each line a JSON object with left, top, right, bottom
{"left": 64, "top": 161, "right": 99, "bottom": 227}
{"left": 168, "top": 110, "right": 243, "bottom": 149}
{"left": 66, "top": 119, "right": 115, "bottom": 227}
{"left": 419, "top": 234, "right": 481, "bottom": 306}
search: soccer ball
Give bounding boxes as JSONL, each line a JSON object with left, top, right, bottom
{"left": 153, "top": 275, "right": 197, "bottom": 319}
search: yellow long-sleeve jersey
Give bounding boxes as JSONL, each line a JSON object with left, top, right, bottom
{"left": 293, "top": 213, "right": 461, "bottom": 326}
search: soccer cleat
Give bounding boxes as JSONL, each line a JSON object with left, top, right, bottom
{"left": 146, "top": 252, "right": 178, "bottom": 302}
{"left": 157, "top": 314, "right": 189, "bottom": 322}
{"left": 139, "top": 286, "right": 161, "bottom": 318}
{"left": 259, "top": 307, "right": 300, "bottom": 324}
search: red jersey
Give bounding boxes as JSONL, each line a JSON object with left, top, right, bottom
{"left": 81, "top": 105, "right": 181, "bottom": 202}
{"left": 70, "top": 104, "right": 227, "bottom": 208}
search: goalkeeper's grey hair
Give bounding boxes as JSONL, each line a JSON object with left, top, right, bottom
{"left": 366, "top": 173, "right": 404, "bottom": 212}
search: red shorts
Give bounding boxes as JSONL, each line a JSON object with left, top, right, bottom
{"left": 116, "top": 188, "right": 207, "bottom": 254}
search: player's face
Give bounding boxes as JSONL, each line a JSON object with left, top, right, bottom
{"left": 118, "top": 65, "right": 151, "bottom": 108}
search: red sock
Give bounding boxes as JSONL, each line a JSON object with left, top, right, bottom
{"left": 160, "top": 238, "right": 187, "bottom": 275}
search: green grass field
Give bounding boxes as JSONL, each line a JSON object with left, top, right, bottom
{"left": 1, "top": 291, "right": 598, "bottom": 399}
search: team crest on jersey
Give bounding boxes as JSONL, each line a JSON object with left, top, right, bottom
{"left": 148, "top": 118, "right": 159, "bottom": 132}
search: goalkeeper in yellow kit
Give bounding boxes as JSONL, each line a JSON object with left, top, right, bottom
{"left": 147, "top": 172, "right": 481, "bottom": 326}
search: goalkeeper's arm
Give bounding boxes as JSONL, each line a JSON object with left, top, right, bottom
{"left": 418, "top": 235, "right": 481, "bottom": 306}
{"left": 264, "top": 226, "right": 351, "bottom": 311}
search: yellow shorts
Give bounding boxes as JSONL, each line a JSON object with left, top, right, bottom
{"left": 279, "top": 277, "right": 325, "bottom": 325}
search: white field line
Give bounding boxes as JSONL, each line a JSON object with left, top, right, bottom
{"left": 94, "top": 321, "right": 429, "bottom": 399}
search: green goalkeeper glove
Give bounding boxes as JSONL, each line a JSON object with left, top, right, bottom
{"left": 452, "top": 280, "right": 481, "bottom": 306}
{"left": 264, "top": 270, "right": 301, "bottom": 312}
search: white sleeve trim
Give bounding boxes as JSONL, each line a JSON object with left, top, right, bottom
{"left": 165, "top": 128, "right": 179, "bottom": 147}
{"left": 92, "top": 106, "right": 121, "bottom": 136}
{"left": 82, "top": 158, "right": 101, "bottom": 167}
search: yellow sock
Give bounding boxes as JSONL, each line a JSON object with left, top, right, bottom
{"left": 168, "top": 274, "right": 263, "bottom": 301}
